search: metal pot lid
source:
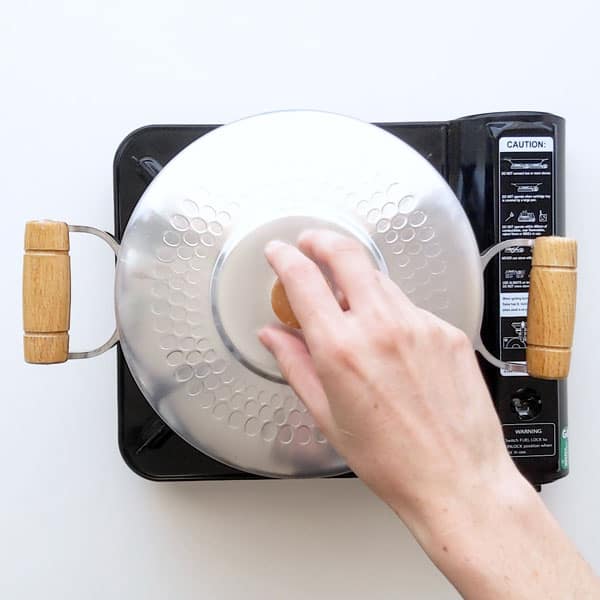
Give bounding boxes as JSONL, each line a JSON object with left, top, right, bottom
{"left": 115, "top": 111, "right": 482, "bottom": 477}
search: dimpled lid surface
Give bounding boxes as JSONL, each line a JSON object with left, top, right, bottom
{"left": 115, "top": 111, "right": 482, "bottom": 477}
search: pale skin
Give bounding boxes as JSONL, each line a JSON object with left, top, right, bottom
{"left": 258, "top": 230, "right": 600, "bottom": 600}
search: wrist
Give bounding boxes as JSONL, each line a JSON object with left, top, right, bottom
{"left": 392, "top": 460, "right": 541, "bottom": 596}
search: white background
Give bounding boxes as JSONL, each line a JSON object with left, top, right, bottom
{"left": 2, "top": 1, "right": 599, "bottom": 598}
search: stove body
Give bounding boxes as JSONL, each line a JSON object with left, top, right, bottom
{"left": 114, "top": 111, "right": 567, "bottom": 486}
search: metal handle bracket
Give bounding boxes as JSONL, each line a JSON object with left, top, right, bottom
{"left": 475, "top": 238, "right": 534, "bottom": 374}
{"left": 67, "top": 225, "right": 120, "bottom": 360}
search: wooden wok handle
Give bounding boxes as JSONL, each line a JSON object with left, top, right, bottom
{"left": 23, "top": 221, "right": 71, "bottom": 363}
{"left": 526, "top": 236, "right": 577, "bottom": 379}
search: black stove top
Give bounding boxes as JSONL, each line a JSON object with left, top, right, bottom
{"left": 113, "top": 112, "right": 568, "bottom": 486}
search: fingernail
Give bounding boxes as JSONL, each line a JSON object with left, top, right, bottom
{"left": 265, "top": 240, "right": 286, "bottom": 257}
{"left": 257, "top": 327, "right": 272, "bottom": 349}
{"left": 297, "top": 229, "right": 316, "bottom": 244}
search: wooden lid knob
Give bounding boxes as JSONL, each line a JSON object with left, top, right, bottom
{"left": 270, "top": 278, "right": 300, "bottom": 329}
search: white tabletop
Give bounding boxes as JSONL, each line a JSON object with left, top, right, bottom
{"left": 2, "top": 1, "right": 599, "bottom": 598}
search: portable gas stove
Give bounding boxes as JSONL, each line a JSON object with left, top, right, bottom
{"left": 113, "top": 111, "right": 568, "bottom": 487}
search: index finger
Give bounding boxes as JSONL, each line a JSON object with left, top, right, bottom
{"left": 298, "top": 229, "right": 380, "bottom": 310}
{"left": 264, "top": 240, "right": 342, "bottom": 345}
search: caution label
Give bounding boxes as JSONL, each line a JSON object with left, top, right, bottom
{"left": 503, "top": 423, "right": 556, "bottom": 458}
{"left": 498, "top": 135, "right": 555, "bottom": 376}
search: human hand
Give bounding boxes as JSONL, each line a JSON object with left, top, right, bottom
{"left": 259, "top": 230, "right": 599, "bottom": 599}
{"left": 260, "top": 230, "right": 517, "bottom": 521}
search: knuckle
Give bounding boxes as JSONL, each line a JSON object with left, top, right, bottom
{"left": 281, "top": 259, "right": 316, "bottom": 283}
{"left": 397, "top": 314, "right": 421, "bottom": 343}
{"left": 447, "top": 328, "right": 472, "bottom": 352}
{"left": 327, "top": 337, "right": 349, "bottom": 360}
{"left": 418, "top": 311, "right": 472, "bottom": 352}
{"left": 418, "top": 311, "right": 450, "bottom": 341}
{"left": 387, "top": 320, "right": 408, "bottom": 344}
{"left": 327, "top": 335, "right": 364, "bottom": 373}
{"left": 364, "top": 300, "right": 388, "bottom": 324}
{"left": 372, "top": 319, "right": 403, "bottom": 352}
{"left": 424, "top": 316, "right": 468, "bottom": 346}
{"left": 282, "top": 358, "right": 303, "bottom": 388}
{"left": 426, "top": 320, "right": 447, "bottom": 342}
{"left": 321, "top": 234, "right": 364, "bottom": 260}
{"left": 332, "top": 235, "right": 362, "bottom": 254}
{"left": 400, "top": 324, "right": 418, "bottom": 348}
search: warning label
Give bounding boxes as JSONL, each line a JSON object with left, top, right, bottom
{"left": 498, "top": 136, "right": 555, "bottom": 376}
{"left": 500, "top": 293, "right": 529, "bottom": 317}
{"left": 503, "top": 423, "right": 556, "bottom": 458}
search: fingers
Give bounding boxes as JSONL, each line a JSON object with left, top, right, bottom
{"left": 265, "top": 240, "right": 341, "bottom": 345}
{"left": 298, "top": 230, "right": 380, "bottom": 310}
{"left": 258, "top": 325, "right": 334, "bottom": 432}
{"left": 374, "top": 271, "right": 416, "bottom": 312}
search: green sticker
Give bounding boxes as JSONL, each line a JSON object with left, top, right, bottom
{"left": 559, "top": 427, "right": 569, "bottom": 470}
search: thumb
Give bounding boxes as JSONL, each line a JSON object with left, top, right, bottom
{"left": 258, "top": 325, "right": 334, "bottom": 434}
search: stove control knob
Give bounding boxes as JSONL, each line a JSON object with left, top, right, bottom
{"left": 511, "top": 388, "right": 542, "bottom": 421}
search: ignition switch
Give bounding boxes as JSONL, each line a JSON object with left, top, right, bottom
{"left": 511, "top": 388, "right": 542, "bottom": 421}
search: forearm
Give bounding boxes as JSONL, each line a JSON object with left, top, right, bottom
{"left": 262, "top": 233, "right": 598, "bottom": 598}
{"left": 396, "top": 465, "right": 599, "bottom": 600}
